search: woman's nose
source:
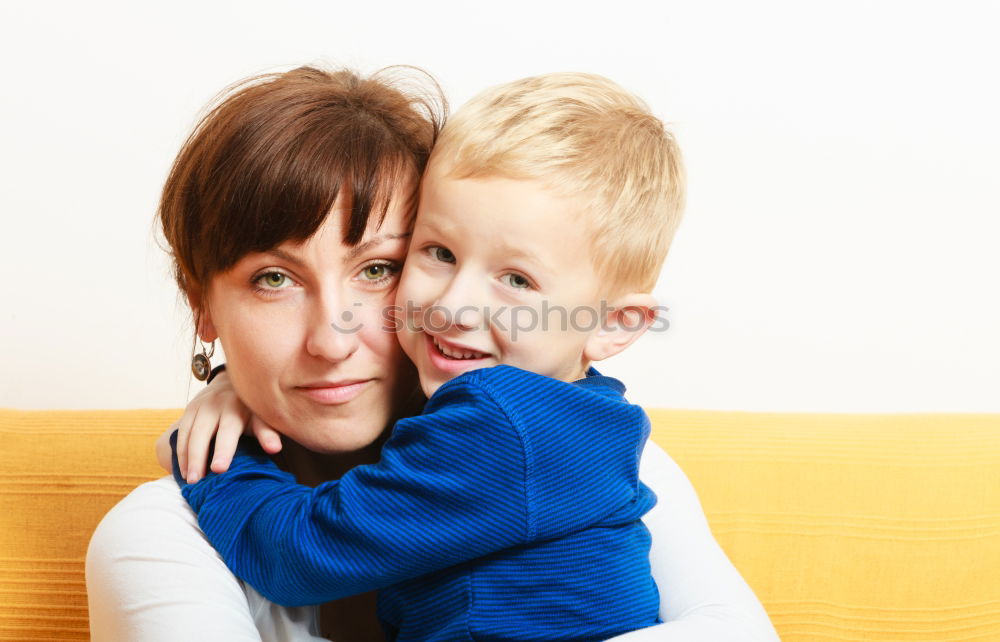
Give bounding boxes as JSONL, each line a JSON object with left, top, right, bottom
{"left": 305, "top": 294, "right": 360, "bottom": 362}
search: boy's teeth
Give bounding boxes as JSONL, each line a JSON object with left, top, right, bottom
{"left": 433, "top": 337, "right": 486, "bottom": 360}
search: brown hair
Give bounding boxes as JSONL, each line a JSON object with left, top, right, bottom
{"left": 158, "top": 65, "right": 447, "bottom": 310}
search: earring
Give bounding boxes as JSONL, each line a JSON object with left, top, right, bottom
{"left": 191, "top": 340, "right": 215, "bottom": 381}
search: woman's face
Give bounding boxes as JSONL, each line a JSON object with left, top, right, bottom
{"left": 197, "top": 191, "right": 419, "bottom": 454}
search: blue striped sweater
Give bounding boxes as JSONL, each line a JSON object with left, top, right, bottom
{"left": 176, "top": 365, "right": 660, "bottom": 641}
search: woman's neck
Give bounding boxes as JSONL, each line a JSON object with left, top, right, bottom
{"left": 277, "top": 431, "right": 390, "bottom": 487}
{"left": 276, "top": 387, "right": 426, "bottom": 487}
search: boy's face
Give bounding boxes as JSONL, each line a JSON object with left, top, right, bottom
{"left": 395, "top": 165, "right": 607, "bottom": 397}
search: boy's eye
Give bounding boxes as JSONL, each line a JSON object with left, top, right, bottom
{"left": 502, "top": 273, "right": 531, "bottom": 289}
{"left": 431, "top": 246, "right": 456, "bottom": 263}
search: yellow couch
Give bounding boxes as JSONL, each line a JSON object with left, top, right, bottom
{"left": 2, "top": 408, "right": 999, "bottom": 641}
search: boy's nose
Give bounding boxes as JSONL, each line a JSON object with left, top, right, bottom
{"left": 431, "top": 273, "right": 486, "bottom": 331}
{"left": 428, "top": 304, "right": 482, "bottom": 331}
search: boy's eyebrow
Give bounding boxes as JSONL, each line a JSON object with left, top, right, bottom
{"left": 493, "top": 242, "right": 551, "bottom": 277}
{"left": 415, "top": 216, "right": 448, "bottom": 237}
{"left": 422, "top": 216, "right": 551, "bottom": 275}
{"left": 346, "top": 233, "right": 411, "bottom": 259}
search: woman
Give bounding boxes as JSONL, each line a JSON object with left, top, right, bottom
{"left": 86, "top": 64, "right": 778, "bottom": 641}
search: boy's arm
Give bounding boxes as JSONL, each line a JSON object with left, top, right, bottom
{"left": 178, "top": 377, "right": 536, "bottom": 607}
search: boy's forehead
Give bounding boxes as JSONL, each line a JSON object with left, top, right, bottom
{"left": 414, "top": 179, "right": 605, "bottom": 295}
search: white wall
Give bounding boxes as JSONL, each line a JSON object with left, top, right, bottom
{"left": 2, "top": 0, "right": 997, "bottom": 411}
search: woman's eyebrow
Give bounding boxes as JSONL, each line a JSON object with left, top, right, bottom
{"left": 347, "top": 233, "right": 411, "bottom": 260}
{"left": 265, "top": 248, "right": 306, "bottom": 267}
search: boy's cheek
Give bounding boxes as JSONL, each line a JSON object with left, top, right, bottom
{"left": 392, "top": 304, "right": 428, "bottom": 368}
{"left": 396, "top": 319, "right": 420, "bottom": 359}
{"left": 394, "top": 263, "right": 417, "bottom": 308}
{"left": 395, "top": 268, "right": 441, "bottom": 313}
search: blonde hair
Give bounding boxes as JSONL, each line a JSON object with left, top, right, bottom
{"left": 431, "top": 72, "right": 685, "bottom": 294}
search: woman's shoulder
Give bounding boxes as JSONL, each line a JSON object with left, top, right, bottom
{"left": 639, "top": 439, "right": 691, "bottom": 491}
{"left": 86, "top": 476, "right": 212, "bottom": 587}
{"left": 89, "top": 476, "right": 197, "bottom": 543}
{"left": 86, "top": 476, "right": 327, "bottom": 641}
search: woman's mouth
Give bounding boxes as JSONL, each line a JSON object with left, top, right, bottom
{"left": 295, "top": 379, "right": 372, "bottom": 405}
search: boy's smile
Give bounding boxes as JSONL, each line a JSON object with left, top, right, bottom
{"left": 424, "top": 333, "right": 493, "bottom": 375}
{"left": 395, "top": 165, "right": 608, "bottom": 397}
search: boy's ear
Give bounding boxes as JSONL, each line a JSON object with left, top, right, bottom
{"left": 583, "top": 293, "right": 659, "bottom": 363}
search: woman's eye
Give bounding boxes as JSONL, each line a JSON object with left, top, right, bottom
{"left": 361, "top": 264, "right": 387, "bottom": 280}
{"left": 257, "top": 272, "right": 292, "bottom": 289}
{"left": 359, "top": 262, "right": 399, "bottom": 283}
{"left": 431, "top": 246, "right": 455, "bottom": 263}
{"left": 502, "top": 273, "right": 532, "bottom": 289}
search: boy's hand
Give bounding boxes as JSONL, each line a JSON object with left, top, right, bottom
{"left": 170, "top": 370, "right": 283, "bottom": 483}
{"left": 155, "top": 427, "right": 175, "bottom": 473}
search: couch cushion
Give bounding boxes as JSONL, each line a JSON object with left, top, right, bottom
{"left": 649, "top": 409, "right": 1000, "bottom": 641}
{"left": 2, "top": 408, "right": 1000, "bottom": 640}
{"left": 0, "top": 409, "right": 175, "bottom": 641}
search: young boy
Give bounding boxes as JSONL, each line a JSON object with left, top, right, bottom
{"left": 174, "top": 72, "right": 685, "bottom": 641}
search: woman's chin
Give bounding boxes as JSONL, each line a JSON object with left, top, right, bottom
{"left": 282, "top": 418, "right": 388, "bottom": 455}
{"left": 311, "top": 432, "right": 385, "bottom": 455}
